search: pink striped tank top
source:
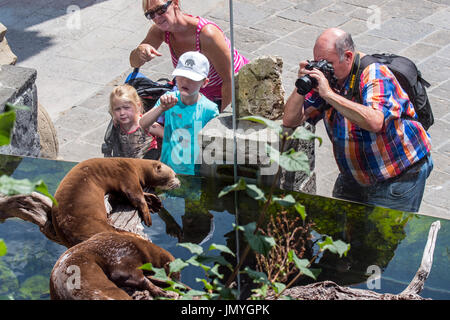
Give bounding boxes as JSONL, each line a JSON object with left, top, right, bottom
{"left": 164, "top": 16, "right": 249, "bottom": 102}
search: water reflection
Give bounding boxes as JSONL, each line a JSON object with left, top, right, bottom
{"left": 0, "top": 155, "right": 448, "bottom": 299}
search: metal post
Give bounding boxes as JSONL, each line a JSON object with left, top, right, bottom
{"left": 228, "top": 0, "right": 241, "bottom": 298}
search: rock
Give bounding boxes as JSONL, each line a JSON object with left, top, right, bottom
{"left": 0, "top": 64, "right": 40, "bottom": 157}
{"left": 37, "top": 103, "right": 59, "bottom": 159}
{"left": 235, "top": 55, "right": 285, "bottom": 120}
{"left": 0, "top": 23, "right": 17, "bottom": 66}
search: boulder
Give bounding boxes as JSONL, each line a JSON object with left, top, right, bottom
{"left": 235, "top": 55, "right": 285, "bottom": 120}
{"left": 0, "top": 23, "right": 17, "bottom": 66}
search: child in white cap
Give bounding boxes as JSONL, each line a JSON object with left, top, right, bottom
{"left": 140, "top": 51, "right": 219, "bottom": 175}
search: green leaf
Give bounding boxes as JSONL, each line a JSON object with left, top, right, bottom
{"left": 0, "top": 176, "right": 57, "bottom": 205}
{"left": 294, "top": 203, "right": 307, "bottom": 221}
{"left": 272, "top": 282, "right": 286, "bottom": 294}
{"left": 207, "top": 264, "right": 224, "bottom": 279}
{"left": 242, "top": 222, "right": 276, "bottom": 256}
{"left": 33, "top": 180, "right": 58, "bottom": 205}
{"left": 196, "top": 254, "right": 231, "bottom": 268}
{"left": 239, "top": 115, "right": 282, "bottom": 135}
{"left": 288, "top": 250, "right": 319, "bottom": 280}
{"left": 177, "top": 242, "right": 204, "bottom": 255}
{"left": 272, "top": 194, "right": 296, "bottom": 207}
{"left": 267, "top": 145, "right": 311, "bottom": 174}
{"left": 290, "top": 126, "right": 323, "bottom": 146}
{"left": 0, "top": 110, "right": 16, "bottom": 146}
{"left": 5, "top": 103, "right": 30, "bottom": 112}
{"left": 0, "top": 240, "right": 7, "bottom": 257}
{"left": 245, "top": 184, "right": 266, "bottom": 201}
{"left": 318, "top": 236, "right": 351, "bottom": 257}
{"left": 151, "top": 267, "right": 170, "bottom": 282}
{"left": 139, "top": 263, "right": 153, "bottom": 271}
{"left": 138, "top": 262, "right": 153, "bottom": 271}
{"left": 244, "top": 267, "right": 269, "bottom": 284}
{"left": 196, "top": 278, "right": 214, "bottom": 291}
{"left": 218, "top": 178, "right": 247, "bottom": 198}
{"left": 169, "top": 258, "right": 189, "bottom": 274}
{"left": 184, "top": 288, "right": 209, "bottom": 299}
{"left": 208, "top": 243, "right": 235, "bottom": 257}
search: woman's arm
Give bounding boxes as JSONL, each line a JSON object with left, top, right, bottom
{"left": 130, "top": 25, "right": 165, "bottom": 68}
{"left": 199, "top": 24, "right": 233, "bottom": 111}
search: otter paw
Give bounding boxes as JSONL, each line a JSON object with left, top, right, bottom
{"left": 143, "top": 193, "right": 162, "bottom": 213}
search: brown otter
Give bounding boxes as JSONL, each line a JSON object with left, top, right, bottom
{"left": 51, "top": 158, "right": 180, "bottom": 248}
{"left": 49, "top": 232, "right": 179, "bottom": 300}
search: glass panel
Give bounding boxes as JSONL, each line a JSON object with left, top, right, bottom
{"left": 0, "top": 155, "right": 448, "bottom": 299}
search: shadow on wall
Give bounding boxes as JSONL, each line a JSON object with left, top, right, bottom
{"left": 0, "top": 0, "right": 110, "bottom": 63}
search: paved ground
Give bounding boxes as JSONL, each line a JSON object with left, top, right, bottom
{"left": 2, "top": 0, "right": 449, "bottom": 219}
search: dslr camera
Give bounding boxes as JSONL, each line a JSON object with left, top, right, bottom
{"left": 295, "top": 60, "right": 338, "bottom": 96}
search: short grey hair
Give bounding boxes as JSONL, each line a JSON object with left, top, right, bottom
{"left": 335, "top": 32, "right": 355, "bottom": 61}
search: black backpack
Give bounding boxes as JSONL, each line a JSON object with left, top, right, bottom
{"left": 354, "top": 53, "right": 434, "bottom": 130}
{"left": 125, "top": 68, "right": 175, "bottom": 112}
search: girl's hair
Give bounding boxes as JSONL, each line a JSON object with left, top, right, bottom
{"left": 109, "top": 84, "right": 143, "bottom": 116}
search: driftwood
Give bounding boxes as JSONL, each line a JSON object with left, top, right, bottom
{"left": 0, "top": 193, "right": 441, "bottom": 300}
{"left": 0, "top": 192, "right": 150, "bottom": 245}
{"left": 271, "top": 221, "right": 441, "bottom": 300}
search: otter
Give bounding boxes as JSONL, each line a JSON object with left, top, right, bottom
{"left": 51, "top": 158, "right": 180, "bottom": 248}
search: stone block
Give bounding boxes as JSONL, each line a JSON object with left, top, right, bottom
{"left": 0, "top": 65, "right": 40, "bottom": 157}
{"left": 235, "top": 55, "right": 285, "bottom": 120}
{"left": 0, "top": 37, "right": 17, "bottom": 65}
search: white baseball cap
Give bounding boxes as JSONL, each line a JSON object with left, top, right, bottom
{"left": 172, "top": 51, "right": 210, "bottom": 81}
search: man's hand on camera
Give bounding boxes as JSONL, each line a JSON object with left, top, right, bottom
{"left": 306, "top": 68, "right": 335, "bottom": 100}
{"left": 297, "top": 60, "right": 310, "bottom": 80}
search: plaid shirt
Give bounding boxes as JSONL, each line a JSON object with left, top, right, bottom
{"left": 305, "top": 63, "right": 432, "bottom": 186}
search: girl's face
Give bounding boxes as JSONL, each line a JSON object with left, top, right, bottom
{"left": 111, "top": 97, "right": 140, "bottom": 127}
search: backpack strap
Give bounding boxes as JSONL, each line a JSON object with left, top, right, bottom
{"left": 348, "top": 54, "right": 380, "bottom": 102}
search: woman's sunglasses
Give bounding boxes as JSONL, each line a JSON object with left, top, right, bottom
{"left": 144, "top": 1, "right": 172, "bottom": 20}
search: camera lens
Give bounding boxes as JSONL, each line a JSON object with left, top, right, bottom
{"left": 295, "top": 75, "right": 317, "bottom": 96}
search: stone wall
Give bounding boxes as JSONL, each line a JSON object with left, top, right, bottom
{"left": 0, "top": 64, "right": 40, "bottom": 157}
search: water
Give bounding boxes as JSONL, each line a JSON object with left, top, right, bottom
{"left": 0, "top": 155, "right": 449, "bottom": 299}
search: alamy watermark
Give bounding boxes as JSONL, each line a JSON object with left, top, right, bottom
{"left": 366, "top": 5, "right": 381, "bottom": 30}
{"left": 168, "top": 121, "right": 280, "bottom": 175}
{"left": 366, "top": 264, "right": 381, "bottom": 290}
{"left": 66, "top": 5, "right": 82, "bottom": 30}
{"left": 66, "top": 265, "right": 81, "bottom": 290}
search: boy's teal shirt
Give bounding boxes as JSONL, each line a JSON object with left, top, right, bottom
{"left": 155, "top": 91, "right": 219, "bottom": 175}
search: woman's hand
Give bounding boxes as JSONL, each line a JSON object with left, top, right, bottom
{"left": 136, "top": 43, "right": 162, "bottom": 63}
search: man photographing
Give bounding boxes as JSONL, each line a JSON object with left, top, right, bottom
{"left": 283, "top": 28, "right": 433, "bottom": 212}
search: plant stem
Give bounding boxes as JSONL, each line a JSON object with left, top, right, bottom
{"left": 225, "top": 133, "right": 288, "bottom": 288}
{"left": 274, "top": 253, "right": 319, "bottom": 299}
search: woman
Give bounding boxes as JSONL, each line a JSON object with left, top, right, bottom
{"left": 130, "top": 0, "right": 249, "bottom": 111}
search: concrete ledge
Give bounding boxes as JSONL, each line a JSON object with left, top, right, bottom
{"left": 0, "top": 64, "right": 40, "bottom": 157}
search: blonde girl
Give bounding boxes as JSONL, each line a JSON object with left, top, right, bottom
{"left": 107, "top": 84, "right": 163, "bottom": 159}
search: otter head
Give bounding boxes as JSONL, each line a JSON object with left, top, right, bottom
{"left": 149, "top": 161, "right": 181, "bottom": 191}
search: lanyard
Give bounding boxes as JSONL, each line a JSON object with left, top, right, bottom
{"left": 346, "top": 52, "right": 361, "bottom": 99}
